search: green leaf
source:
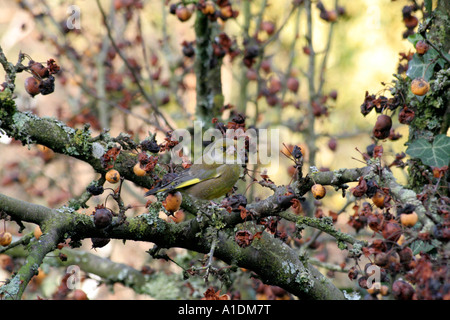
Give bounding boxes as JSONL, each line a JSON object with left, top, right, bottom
{"left": 410, "top": 239, "right": 437, "bottom": 255}
{"left": 406, "top": 50, "right": 439, "bottom": 81}
{"left": 407, "top": 33, "right": 424, "bottom": 46}
{"left": 406, "top": 134, "right": 450, "bottom": 168}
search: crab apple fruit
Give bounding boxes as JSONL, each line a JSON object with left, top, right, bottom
{"left": 176, "top": 6, "right": 192, "bottom": 22}
{"left": 404, "top": 15, "right": 418, "bottom": 29}
{"left": 91, "top": 237, "right": 110, "bottom": 248}
{"left": 311, "top": 184, "right": 326, "bottom": 199}
{"left": 105, "top": 169, "right": 120, "bottom": 183}
{"left": 29, "top": 61, "right": 49, "bottom": 78}
{"left": 163, "top": 191, "right": 182, "bottom": 213}
{"left": 25, "top": 77, "right": 41, "bottom": 97}
{"left": 286, "top": 77, "right": 299, "bottom": 93}
{"left": 260, "top": 21, "right": 275, "bottom": 35}
{"left": 39, "top": 75, "right": 55, "bottom": 95}
{"left": 415, "top": 40, "right": 429, "bottom": 55}
{"left": 371, "top": 191, "right": 386, "bottom": 208}
{"left": 392, "top": 280, "right": 415, "bottom": 300}
{"left": 201, "top": 1, "right": 215, "bottom": 15}
{"left": 373, "top": 114, "right": 392, "bottom": 140}
{"left": 72, "top": 289, "right": 89, "bottom": 300}
{"left": 382, "top": 221, "right": 402, "bottom": 242}
{"left": 34, "top": 226, "right": 43, "bottom": 240}
{"left": 170, "top": 210, "right": 185, "bottom": 223}
{"left": 411, "top": 78, "right": 430, "bottom": 96}
{"left": 0, "top": 232, "right": 12, "bottom": 246}
{"left": 133, "top": 162, "right": 147, "bottom": 176}
{"left": 93, "top": 207, "right": 113, "bottom": 229}
{"left": 400, "top": 211, "right": 418, "bottom": 227}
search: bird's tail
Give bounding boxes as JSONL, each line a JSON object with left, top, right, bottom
{"left": 144, "top": 187, "right": 165, "bottom": 197}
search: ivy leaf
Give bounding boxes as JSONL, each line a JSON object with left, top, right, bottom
{"left": 406, "top": 134, "right": 450, "bottom": 168}
{"left": 406, "top": 51, "right": 438, "bottom": 81}
{"left": 407, "top": 33, "right": 424, "bottom": 46}
{"left": 410, "top": 239, "right": 438, "bottom": 255}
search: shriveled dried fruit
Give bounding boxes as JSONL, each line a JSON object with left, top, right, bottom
{"left": 373, "top": 114, "right": 392, "bottom": 140}
{"left": 93, "top": 207, "right": 113, "bottom": 229}
{"left": 398, "top": 247, "right": 413, "bottom": 264}
{"left": 404, "top": 15, "right": 418, "bottom": 29}
{"left": 398, "top": 106, "right": 415, "bottom": 124}
{"left": 25, "top": 77, "right": 41, "bottom": 97}
{"left": 86, "top": 184, "right": 104, "bottom": 196}
{"left": 352, "top": 177, "right": 367, "bottom": 197}
{"left": 374, "top": 252, "right": 389, "bottom": 267}
{"left": 348, "top": 266, "right": 359, "bottom": 280}
{"left": 415, "top": 40, "right": 429, "bottom": 55}
{"left": 140, "top": 138, "right": 160, "bottom": 153}
{"left": 29, "top": 61, "right": 49, "bottom": 78}
{"left": 235, "top": 230, "right": 253, "bottom": 248}
{"left": 39, "top": 76, "right": 55, "bottom": 95}
{"left": 221, "top": 194, "right": 247, "bottom": 212}
{"left": 382, "top": 221, "right": 402, "bottom": 242}
{"left": 392, "top": 280, "right": 415, "bottom": 300}
{"left": 91, "top": 237, "right": 110, "bottom": 249}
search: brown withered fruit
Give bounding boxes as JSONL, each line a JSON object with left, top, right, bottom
{"left": 415, "top": 40, "right": 429, "bottom": 55}
{"left": 373, "top": 114, "right": 392, "bottom": 139}
{"left": 93, "top": 207, "right": 113, "bottom": 229}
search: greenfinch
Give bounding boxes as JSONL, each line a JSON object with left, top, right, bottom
{"left": 145, "top": 139, "right": 242, "bottom": 200}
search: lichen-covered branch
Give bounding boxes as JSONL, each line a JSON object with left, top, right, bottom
{"left": 0, "top": 192, "right": 345, "bottom": 299}
{"left": 0, "top": 195, "right": 70, "bottom": 299}
{"left": 0, "top": 97, "right": 157, "bottom": 192}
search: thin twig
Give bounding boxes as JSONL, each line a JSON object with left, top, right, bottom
{"left": 95, "top": 0, "right": 174, "bottom": 131}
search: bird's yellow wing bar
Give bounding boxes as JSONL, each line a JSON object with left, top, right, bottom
{"left": 174, "top": 172, "right": 222, "bottom": 189}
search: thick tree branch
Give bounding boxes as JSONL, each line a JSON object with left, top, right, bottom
{"left": 0, "top": 192, "right": 345, "bottom": 299}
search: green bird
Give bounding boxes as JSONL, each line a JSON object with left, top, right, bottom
{"left": 145, "top": 138, "right": 242, "bottom": 200}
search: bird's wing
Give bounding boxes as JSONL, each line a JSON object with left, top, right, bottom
{"left": 145, "top": 164, "right": 222, "bottom": 196}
